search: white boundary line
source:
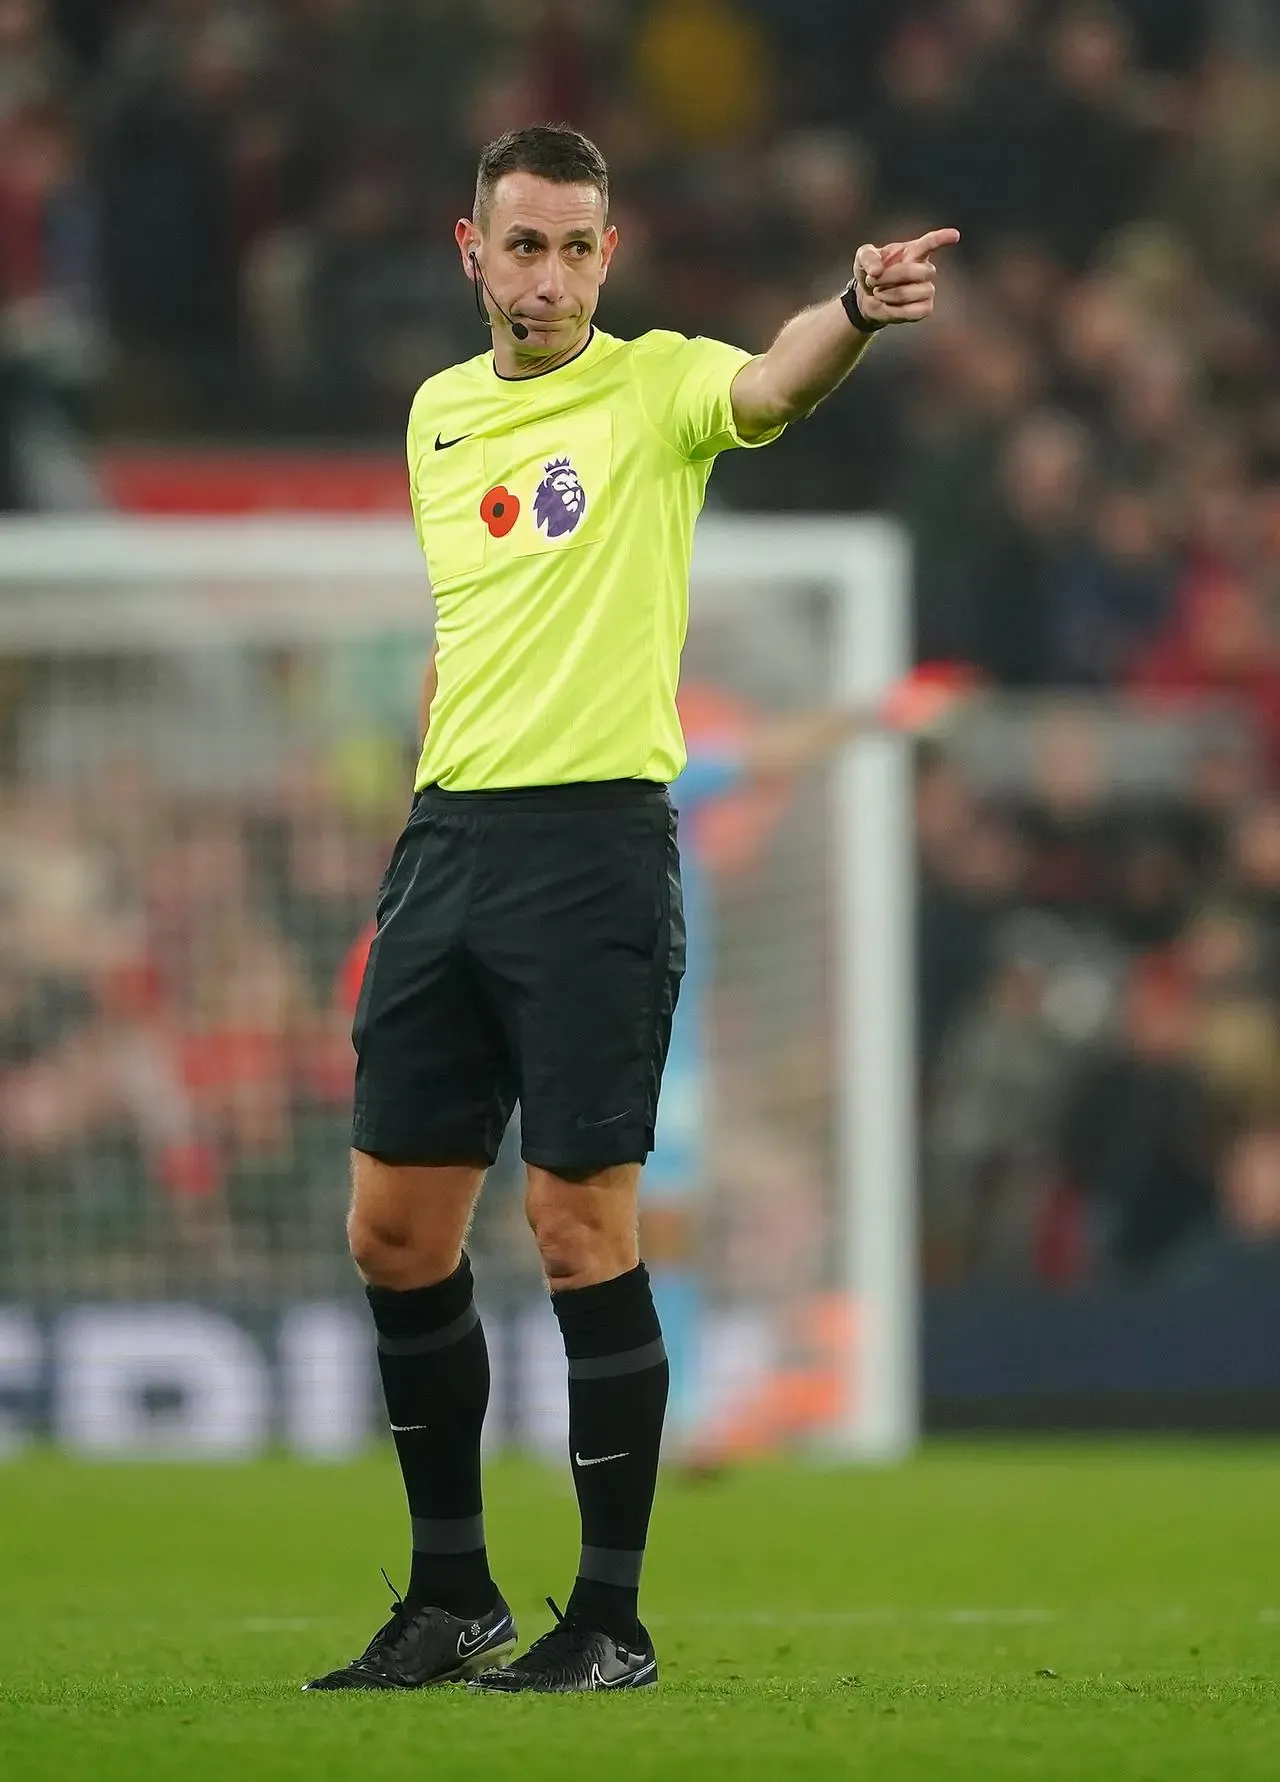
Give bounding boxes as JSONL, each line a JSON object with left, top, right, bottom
{"left": 647, "top": 1609, "right": 1056, "bottom": 1628}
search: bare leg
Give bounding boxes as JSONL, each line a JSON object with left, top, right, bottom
{"left": 524, "top": 1161, "right": 641, "bottom": 1289}
{"left": 347, "top": 1152, "right": 485, "bottom": 1288}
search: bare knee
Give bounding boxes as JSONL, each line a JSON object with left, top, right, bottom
{"left": 528, "top": 1205, "right": 597, "bottom": 1289}
{"left": 525, "top": 1165, "right": 639, "bottom": 1290}
{"left": 347, "top": 1153, "right": 483, "bottom": 1290}
{"left": 347, "top": 1209, "right": 448, "bottom": 1289}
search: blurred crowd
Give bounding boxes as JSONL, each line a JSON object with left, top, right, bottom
{"left": 0, "top": 4, "right": 1270, "bottom": 475}
{"left": 5, "top": 676, "right": 1280, "bottom": 1298}
{"left": 0, "top": 755, "right": 394, "bottom": 1294}
{"left": 3, "top": 1, "right": 1280, "bottom": 686}
{"left": 4, "top": 0, "right": 1280, "bottom": 1303}
{"left": 1, "top": 1, "right": 1279, "bottom": 689}
{"left": 919, "top": 706, "right": 1280, "bottom": 1285}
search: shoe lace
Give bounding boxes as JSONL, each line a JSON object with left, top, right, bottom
{"left": 516, "top": 1598, "right": 594, "bottom": 1674}
{"left": 358, "top": 1568, "right": 417, "bottom": 1663}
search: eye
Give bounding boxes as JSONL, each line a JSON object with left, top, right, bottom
{"left": 512, "top": 241, "right": 537, "bottom": 257}
{"left": 567, "top": 242, "right": 591, "bottom": 258}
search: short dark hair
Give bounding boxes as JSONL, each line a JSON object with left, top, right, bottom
{"left": 474, "top": 124, "right": 609, "bottom": 227}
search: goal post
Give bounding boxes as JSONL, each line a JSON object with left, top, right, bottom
{"left": 693, "top": 517, "right": 917, "bottom": 1461}
{"left": 0, "top": 514, "right": 916, "bottom": 1463}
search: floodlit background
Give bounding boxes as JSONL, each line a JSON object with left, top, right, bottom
{"left": 5, "top": 8, "right": 1280, "bottom": 1780}
{"left": 2, "top": 0, "right": 1280, "bottom": 1459}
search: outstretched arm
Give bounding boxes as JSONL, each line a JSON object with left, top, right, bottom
{"left": 729, "top": 228, "right": 961, "bottom": 441}
{"left": 737, "top": 663, "right": 981, "bottom": 782}
{"left": 736, "top": 706, "right": 869, "bottom": 781}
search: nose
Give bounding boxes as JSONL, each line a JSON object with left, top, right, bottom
{"left": 535, "top": 259, "right": 566, "bottom": 306}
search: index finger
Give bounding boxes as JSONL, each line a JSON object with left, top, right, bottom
{"left": 904, "top": 227, "right": 961, "bottom": 258}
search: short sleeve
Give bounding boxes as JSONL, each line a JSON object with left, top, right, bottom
{"left": 639, "top": 333, "right": 785, "bottom": 462}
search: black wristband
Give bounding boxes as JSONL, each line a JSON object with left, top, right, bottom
{"left": 840, "top": 277, "right": 889, "bottom": 335}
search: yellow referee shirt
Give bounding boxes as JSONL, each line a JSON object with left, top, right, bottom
{"left": 408, "top": 327, "right": 782, "bottom": 792}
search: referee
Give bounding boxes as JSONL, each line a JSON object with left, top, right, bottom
{"left": 306, "top": 124, "right": 957, "bottom": 1695}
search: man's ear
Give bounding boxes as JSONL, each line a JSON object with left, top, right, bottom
{"left": 455, "top": 217, "right": 481, "bottom": 276}
{"left": 599, "top": 223, "right": 619, "bottom": 284}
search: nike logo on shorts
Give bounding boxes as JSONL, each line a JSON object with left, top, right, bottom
{"left": 575, "top": 1450, "right": 630, "bottom": 1468}
{"left": 575, "top": 1108, "right": 633, "bottom": 1130}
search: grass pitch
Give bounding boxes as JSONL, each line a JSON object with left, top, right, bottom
{"left": 1, "top": 1443, "right": 1277, "bottom": 1780}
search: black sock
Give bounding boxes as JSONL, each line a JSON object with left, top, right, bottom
{"left": 551, "top": 1262, "right": 669, "bottom": 1646}
{"left": 366, "top": 1255, "right": 496, "bottom": 1619}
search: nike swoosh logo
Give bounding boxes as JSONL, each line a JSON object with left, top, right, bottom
{"left": 458, "top": 1616, "right": 507, "bottom": 1658}
{"left": 434, "top": 432, "right": 470, "bottom": 450}
{"left": 388, "top": 1423, "right": 431, "bottom": 1432}
{"left": 575, "top": 1450, "right": 630, "bottom": 1468}
{"left": 574, "top": 1108, "right": 633, "bottom": 1131}
{"left": 591, "top": 1657, "right": 657, "bottom": 1688}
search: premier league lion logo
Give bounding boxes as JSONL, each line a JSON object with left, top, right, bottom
{"left": 533, "top": 457, "right": 587, "bottom": 539}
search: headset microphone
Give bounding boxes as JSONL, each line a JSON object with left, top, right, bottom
{"left": 469, "top": 251, "right": 529, "bottom": 340}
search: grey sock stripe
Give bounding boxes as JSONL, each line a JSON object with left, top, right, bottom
{"left": 566, "top": 1337, "right": 667, "bottom": 1380}
{"left": 411, "top": 1514, "right": 486, "bottom": 1554}
{"left": 376, "top": 1302, "right": 479, "bottom": 1355}
{"left": 577, "top": 1545, "right": 645, "bottom": 1588}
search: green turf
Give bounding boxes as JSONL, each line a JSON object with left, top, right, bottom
{"left": 0, "top": 1444, "right": 1277, "bottom": 1779}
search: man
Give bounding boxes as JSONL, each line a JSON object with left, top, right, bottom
{"left": 305, "top": 123, "right": 957, "bottom": 1695}
{"left": 648, "top": 674, "right": 978, "bottom": 1441}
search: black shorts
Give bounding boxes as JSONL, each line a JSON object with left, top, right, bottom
{"left": 351, "top": 779, "right": 686, "bottom": 1172}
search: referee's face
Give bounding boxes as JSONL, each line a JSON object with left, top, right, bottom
{"left": 458, "top": 172, "right": 617, "bottom": 362}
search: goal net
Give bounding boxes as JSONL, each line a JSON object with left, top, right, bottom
{"left": 0, "top": 516, "right": 913, "bottom": 1463}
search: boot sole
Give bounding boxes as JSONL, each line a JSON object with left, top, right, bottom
{"left": 302, "top": 1635, "right": 518, "bottom": 1691}
{"left": 441, "top": 1637, "right": 519, "bottom": 1685}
